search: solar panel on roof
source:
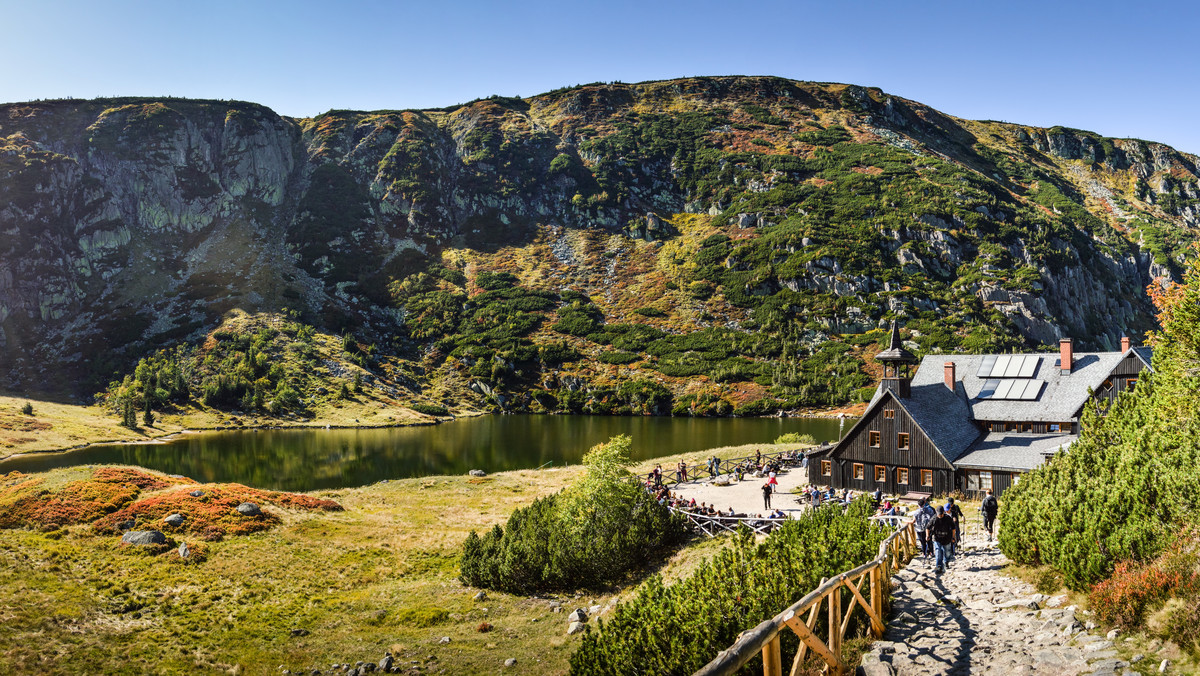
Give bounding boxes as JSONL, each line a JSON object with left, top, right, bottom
{"left": 1017, "top": 356, "right": 1039, "bottom": 378}
{"left": 992, "top": 380, "right": 1016, "bottom": 398}
{"left": 978, "top": 379, "right": 999, "bottom": 398}
{"left": 1020, "top": 381, "right": 1045, "bottom": 400}
{"left": 1003, "top": 356, "right": 1027, "bottom": 377}
{"left": 977, "top": 355, "right": 997, "bottom": 378}
{"left": 992, "top": 355, "right": 1012, "bottom": 378}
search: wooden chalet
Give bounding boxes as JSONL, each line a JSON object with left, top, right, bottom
{"left": 808, "top": 325, "right": 1152, "bottom": 498}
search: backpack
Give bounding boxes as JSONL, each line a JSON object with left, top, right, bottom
{"left": 982, "top": 495, "right": 998, "bottom": 516}
{"left": 914, "top": 506, "right": 934, "bottom": 532}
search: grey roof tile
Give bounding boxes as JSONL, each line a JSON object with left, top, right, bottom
{"left": 954, "top": 432, "right": 1077, "bottom": 471}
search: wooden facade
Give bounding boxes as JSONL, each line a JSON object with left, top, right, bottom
{"left": 960, "top": 469, "right": 1016, "bottom": 500}
{"left": 817, "top": 392, "right": 955, "bottom": 496}
{"left": 1088, "top": 351, "right": 1147, "bottom": 414}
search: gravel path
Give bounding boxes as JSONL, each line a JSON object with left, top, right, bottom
{"left": 860, "top": 530, "right": 1163, "bottom": 676}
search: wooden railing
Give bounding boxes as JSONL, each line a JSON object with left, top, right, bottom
{"left": 656, "top": 445, "right": 830, "bottom": 486}
{"left": 671, "top": 509, "right": 787, "bottom": 537}
{"left": 694, "top": 519, "right": 919, "bottom": 676}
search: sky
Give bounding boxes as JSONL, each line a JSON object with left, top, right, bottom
{"left": 2, "top": 0, "right": 1198, "bottom": 154}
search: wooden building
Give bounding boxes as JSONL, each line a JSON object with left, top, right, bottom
{"left": 809, "top": 326, "right": 1152, "bottom": 498}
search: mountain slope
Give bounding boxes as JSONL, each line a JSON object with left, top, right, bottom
{"left": 1, "top": 77, "right": 1197, "bottom": 417}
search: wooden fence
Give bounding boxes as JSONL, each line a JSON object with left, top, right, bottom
{"left": 657, "top": 445, "right": 831, "bottom": 486}
{"left": 694, "top": 519, "right": 919, "bottom": 676}
{"left": 672, "top": 509, "right": 786, "bottom": 537}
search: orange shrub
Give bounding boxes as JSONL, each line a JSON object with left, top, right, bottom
{"left": 0, "top": 479, "right": 140, "bottom": 529}
{"left": 92, "top": 467, "right": 193, "bottom": 491}
{"left": 1090, "top": 546, "right": 1200, "bottom": 628}
{"left": 93, "top": 483, "right": 342, "bottom": 539}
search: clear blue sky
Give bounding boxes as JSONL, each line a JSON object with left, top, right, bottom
{"left": 2, "top": 0, "right": 1197, "bottom": 154}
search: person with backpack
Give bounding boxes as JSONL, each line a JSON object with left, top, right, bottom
{"left": 762, "top": 482, "right": 772, "bottom": 510}
{"left": 944, "top": 497, "right": 963, "bottom": 557}
{"left": 981, "top": 489, "right": 999, "bottom": 542}
{"left": 913, "top": 498, "right": 936, "bottom": 562}
{"left": 930, "top": 506, "right": 956, "bottom": 574}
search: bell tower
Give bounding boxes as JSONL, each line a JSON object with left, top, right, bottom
{"left": 876, "top": 321, "right": 917, "bottom": 398}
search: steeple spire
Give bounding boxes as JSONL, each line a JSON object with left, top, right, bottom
{"left": 876, "top": 320, "right": 917, "bottom": 398}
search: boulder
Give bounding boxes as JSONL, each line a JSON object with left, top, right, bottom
{"left": 588, "top": 604, "right": 602, "bottom": 615}
{"left": 236, "top": 502, "right": 262, "bottom": 516}
{"left": 189, "top": 490, "right": 205, "bottom": 498}
{"left": 379, "top": 655, "right": 393, "bottom": 672}
{"left": 121, "top": 530, "right": 167, "bottom": 546}
{"left": 163, "top": 513, "right": 185, "bottom": 527}
{"left": 474, "top": 591, "right": 487, "bottom": 602}
{"left": 567, "top": 608, "right": 588, "bottom": 623}
{"left": 504, "top": 658, "right": 517, "bottom": 667}
{"left": 469, "top": 470, "right": 487, "bottom": 477}
{"left": 438, "top": 636, "right": 451, "bottom": 644}
{"left": 116, "top": 519, "right": 136, "bottom": 532}
{"left": 567, "top": 621, "right": 586, "bottom": 635}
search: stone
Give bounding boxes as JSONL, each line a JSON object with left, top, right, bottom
{"left": 290, "top": 628, "right": 309, "bottom": 637}
{"left": 1083, "top": 640, "right": 1114, "bottom": 653}
{"left": 469, "top": 470, "right": 487, "bottom": 477}
{"left": 504, "top": 658, "right": 516, "bottom": 667}
{"left": 567, "top": 621, "right": 586, "bottom": 635}
{"left": 588, "top": 604, "right": 602, "bottom": 615}
{"left": 1045, "top": 594, "right": 1069, "bottom": 608}
{"left": 237, "top": 502, "right": 262, "bottom": 516}
{"left": 117, "top": 519, "right": 136, "bottom": 532}
{"left": 1106, "top": 629, "right": 1120, "bottom": 640}
{"left": 438, "top": 637, "right": 450, "bottom": 644}
{"left": 379, "top": 656, "right": 393, "bottom": 672}
{"left": 567, "top": 608, "right": 588, "bottom": 623}
{"left": 121, "top": 530, "right": 167, "bottom": 546}
{"left": 1159, "top": 659, "right": 1169, "bottom": 673}
{"left": 473, "top": 591, "right": 487, "bottom": 602}
{"left": 1085, "top": 620, "right": 1097, "bottom": 630}
{"left": 548, "top": 600, "right": 561, "bottom": 609}
{"left": 190, "top": 490, "right": 205, "bottom": 497}
{"left": 1131, "top": 655, "right": 1144, "bottom": 664}
{"left": 163, "top": 513, "right": 185, "bottom": 527}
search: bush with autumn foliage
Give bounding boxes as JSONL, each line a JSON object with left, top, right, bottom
{"left": 999, "top": 252, "right": 1200, "bottom": 653}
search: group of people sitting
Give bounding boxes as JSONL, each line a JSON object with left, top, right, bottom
{"left": 642, "top": 450, "right": 807, "bottom": 489}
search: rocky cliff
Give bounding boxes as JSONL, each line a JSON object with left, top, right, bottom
{"left": 1, "top": 77, "right": 1197, "bottom": 411}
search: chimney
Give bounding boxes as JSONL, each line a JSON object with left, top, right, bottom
{"left": 944, "top": 361, "right": 956, "bottom": 391}
{"left": 1060, "top": 338, "right": 1073, "bottom": 374}
{"left": 1121, "top": 336, "right": 1131, "bottom": 352}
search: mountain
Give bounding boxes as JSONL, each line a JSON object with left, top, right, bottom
{"left": 1, "top": 76, "right": 1197, "bottom": 418}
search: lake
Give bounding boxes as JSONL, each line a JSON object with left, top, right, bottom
{"left": 0, "top": 415, "right": 854, "bottom": 491}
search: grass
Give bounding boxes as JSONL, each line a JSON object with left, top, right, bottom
{"left": 0, "top": 443, "right": 810, "bottom": 674}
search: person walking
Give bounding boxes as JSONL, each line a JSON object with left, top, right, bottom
{"left": 767, "top": 469, "right": 778, "bottom": 493}
{"left": 945, "top": 497, "right": 963, "bottom": 557}
{"left": 653, "top": 464, "right": 662, "bottom": 487}
{"left": 677, "top": 461, "right": 688, "bottom": 483}
{"left": 762, "top": 482, "right": 772, "bottom": 510}
{"left": 930, "top": 506, "right": 956, "bottom": 574}
{"left": 913, "top": 498, "right": 936, "bottom": 562}
{"left": 981, "top": 489, "right": 999, "bottom": 542}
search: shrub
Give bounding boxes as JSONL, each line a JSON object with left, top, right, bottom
{"left": 570, "top": 497, "right": 886, "bottom": 674}
{"left": 598, "top": 350, "right": 639, "bottom": 365}
{"left": 20, "top": 402, "right": 33, "bottom": 416}
{"left": 410, "top": 402, "right": 449, "bottom": 416}
{"left": 460, "top": 436, "right": 686, "bottom": 594}
{"left": 774, "top": 433, "right": 815, "bottom": 445}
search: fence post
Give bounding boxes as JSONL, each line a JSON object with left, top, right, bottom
{"left": 869, "top": 565, "right": 882, "bottom": 638}
{"left": 829, "top": 585, "right": 841, "bottom": 661}
{"left": 762, "top": 634, "right": 782, "bottom": 676}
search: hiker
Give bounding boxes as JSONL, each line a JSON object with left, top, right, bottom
{"left": 872, "top": 488, "right": 883, "bottom": 510}
{"left": 945, "top": 497, "right": 963, "bottom": 556}
{"left": 981, "top": 489, "right": 999, "bottom": 542}
{"left": 678, "top": 461, "right": 688, "bottom": 483}
{"left": 709, "top": 455, "right": 721, "bottom": 478}
{"left": 653, "top": 464, "right": 662, "bottom": 487}
{"left": 767, "top": 469, "right": 778, "bottom": 493}
{"left": 930, "top": 505, "right": 957, "bottom": 574}
{"left": 762, "top": 482, "right": 772, "bottom": 509}
{"left": 913, "top": 498, "right": 936, "bottom": 560}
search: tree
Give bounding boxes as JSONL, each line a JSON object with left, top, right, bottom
{"left": 20, "top": 402, "right": 33, "bottom": 416}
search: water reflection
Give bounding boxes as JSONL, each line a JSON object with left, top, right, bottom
{"left": 0, "top": 415, "right": 853, "bottom": 491}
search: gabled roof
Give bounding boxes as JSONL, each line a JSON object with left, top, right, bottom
{"left": 954, "top": 432, "right": 1077, "bottom": 472}
{"left": 847, "top": 380, "right": 981, "bottom": 464}
{"left": 1130, "top": 346, "right": 1153, "bottom": 369}
{"left": 912, "top": 350, "right": 1143, "bottom": 422}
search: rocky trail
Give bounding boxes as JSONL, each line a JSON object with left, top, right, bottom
{"left": 860, "top": 530, "right": 1173, "bottom": 676}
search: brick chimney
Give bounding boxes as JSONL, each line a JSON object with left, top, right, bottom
{"left": 944, "top": 361, "right": 956, "bottom": 391}
{"left": 1121, "top": 336, "right": 1131, "bottom": 352}
{"left": 1060, "top": 338, "right": 1073, "bottom": 375}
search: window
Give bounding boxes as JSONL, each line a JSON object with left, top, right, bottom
{"left": 921, "top": 469, "right": 933, "bottom": 487}
{"left": 966, "top": 471, "right": 980, "bottom": 491}
{"left": 853, "top": 463, "right": 864, "bottom": 480}
{"left": 897, "top": 433, "right": 910, "bottom": 450}
{"left": 1006, "top": 422, "right": 1017, "bottom": 432}
{"left": 874, "top": 465, "right": 887, "bottom": 482}
{"left": 991, "top": 422, "right": 1005, "bottom": 432}
{"left": 980, "top": 471, "right": 993, "bottom": 491}
{"left": 1127, "top": 378, "right": 1137, "bottom": 390}
{"left": 1049, "top": 423, "right": 1060, "bottom": 432}
{"left": 896, "top": 468, "right": 909, "bottom": 484}
{"left": 868, "top": 430, "right": 881, "bottom": 447}
{"left": 884, "top": 409, "right": 895, "bottom": 420}
{"left": 821, "top": 460, "right": 832, "bottom": 476}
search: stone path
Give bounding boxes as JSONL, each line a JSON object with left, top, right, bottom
{"left": 860, "top": 530, "right": 1158, "bottom": 676}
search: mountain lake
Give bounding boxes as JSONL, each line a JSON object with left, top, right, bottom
{"left": 0, "top": 414, "right": 854, "bottom": 491}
